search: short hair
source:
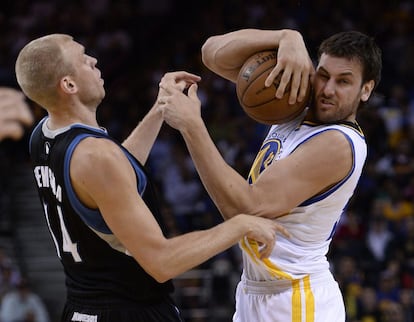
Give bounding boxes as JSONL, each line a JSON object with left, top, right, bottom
{"left": 317, "top": 31, "right": 382, "bottom": 90}
{"left": 15, "top": 34, "right": 75, "bottom": 106}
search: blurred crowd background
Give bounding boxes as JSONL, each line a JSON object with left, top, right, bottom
{"left": 1, "top": 0, "right": 414, "bottom": 321}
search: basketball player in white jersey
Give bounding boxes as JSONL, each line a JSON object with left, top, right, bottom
{"left": 158, "top": 29, "right": 382, "bottom": 322}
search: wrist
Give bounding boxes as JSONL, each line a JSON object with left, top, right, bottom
{"left": 230, "top": 214, "right": 250, "bottom": 236}
{"left": 181, "top": 116, "right": 203, "bottom": 138}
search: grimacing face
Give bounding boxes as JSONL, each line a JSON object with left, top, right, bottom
{"left": 311, "top": 53, "right": 374, "bottom": 123}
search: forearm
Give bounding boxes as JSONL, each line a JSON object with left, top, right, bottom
{"left": 201, "top": 29, "right": 300, "bottom": 81}
{"left": 155, "top": 215, "right": 247, "bottom": 281}
{"left": 122, "top": 106, "right": 163, "bottom": 164}
{"left": 180, "top": 118, "right": 255, "bottom": 220}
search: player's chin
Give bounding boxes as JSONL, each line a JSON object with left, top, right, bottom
{"left": 313, "top": 109, "right": 338, "bottom": 124}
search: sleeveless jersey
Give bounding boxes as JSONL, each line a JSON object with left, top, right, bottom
{"left": 29, "top": 117, "right": 174, "bottom": 306}
{"left": 242, "top": 109, "right": 367, "bottom": 281}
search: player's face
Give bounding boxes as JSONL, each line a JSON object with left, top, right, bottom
{"left": 311, "top": 54, "right": 374, "bottom": 123}
{"left": 65, "top": 40, "right": 105, "bottom": 106}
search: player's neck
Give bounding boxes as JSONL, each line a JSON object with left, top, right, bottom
{"left": 47, "top": 112, "right": 99, "bottom": 130}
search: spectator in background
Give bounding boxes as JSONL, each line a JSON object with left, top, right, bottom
{"left": 382, "top": 184, "right": 414, "bottom": 233}
{"left": 162, "top": 142, "right": 204, "bottom": 233}
{"left": 394, "top": 216, "right": 414, "bottom": 289}
{"left": 376, "top": 270, "right": 401, "bottom": 305}
{"left": 379, "top": 300, "right": 405, "bottom": 322}
{"left": 355, "top": 286, "right": 381, "bottom": 322}
{"left": 0, "top": 247, "right": 21, "bottom": 301}
{"left": 399, "top": 288, "right": 414, "bottom": 322}
{"left": 331, "top": 210, "right": 366, "bottom": 258}
{"left": 0, "top": 278, "right": 50, "bottom": 322}
{"left": 362, "top": 214, "right": 396, "bottom": 286}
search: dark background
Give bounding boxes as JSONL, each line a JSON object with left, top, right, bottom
{"left": 0, "top": 1, "right": 414, "bottom": 321}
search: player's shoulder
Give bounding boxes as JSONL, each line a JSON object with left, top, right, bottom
{"left": 71, "top": 136, "right": 126, "bottom": 167}
{"left": 296, "top": 124, "right": 358, "bottom": 160}
{"left": 302, "top": 119, "right": 364, "bottom": 137}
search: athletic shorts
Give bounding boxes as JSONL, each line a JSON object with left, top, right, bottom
{"left": 233, "top": 270, "right": 345, "bottom": 322}
{"left": 61, "top": 296, "right": 183, "bottom": 322}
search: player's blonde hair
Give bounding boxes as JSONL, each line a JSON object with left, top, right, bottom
{"left": 15, "top": 34, "right": 75, "bottom": 107}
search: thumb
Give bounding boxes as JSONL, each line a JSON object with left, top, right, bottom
{"left": 188, "top": 83, "right": 199, "bottom": 100}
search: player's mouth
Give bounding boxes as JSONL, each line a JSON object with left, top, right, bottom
{"left": 318, "top": 98, "right": 335, "bottom": 109}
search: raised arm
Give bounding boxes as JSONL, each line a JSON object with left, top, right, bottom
{"left": 201, "top": 28, "right": 314, "bottom": 104}
{"left": 159, "top": 83, "right": 352, "bottom": 221}
{"left": 122, "top": 71, "right": 201, "bottom": 164}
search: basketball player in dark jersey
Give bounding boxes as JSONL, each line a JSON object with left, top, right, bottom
{"left": 14, "top": 34, "right": 290, "bottom": 322}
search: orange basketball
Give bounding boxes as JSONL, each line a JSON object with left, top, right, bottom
{"left": 236, "top": 50, "right": 311, "bottom": 125}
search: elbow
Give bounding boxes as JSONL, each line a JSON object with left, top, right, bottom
{"left": 129, "top": 247, "right": 176, "bottom": 283}
{"left": 201, "top": 37, "right": 217, "bottom": 70}
{"left": 152, "top": 272, "right": 172, "bottom": 284}
{"left": 144, "top": 262, "right": 175, "bottom": 283}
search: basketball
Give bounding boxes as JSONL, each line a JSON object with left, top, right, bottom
{"left": 236, "top": 50, "right": 311, "bottom": 125}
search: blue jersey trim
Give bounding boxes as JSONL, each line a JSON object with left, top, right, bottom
{"left": 29, "top": 117, "right": 47, "bottom": 155}
{"left": 63, "top": 133, "right": 112, "bottom": 234}
{"left": 123, "top": 149, "right": 147, "bottom": 194}
{"left": 63, "top": 132, "right": 147, "bottom": 234}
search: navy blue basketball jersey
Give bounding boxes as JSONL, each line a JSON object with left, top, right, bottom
{"left": 29, "top": 118, "right": 174, "bottom": 306}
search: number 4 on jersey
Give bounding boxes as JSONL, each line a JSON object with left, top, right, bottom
{"left": 43, "top": 202, "right": 82, "bottom": 262}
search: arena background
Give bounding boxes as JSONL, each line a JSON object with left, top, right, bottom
{"left": 0, "top": 1, "right": 413, "bottom": 321}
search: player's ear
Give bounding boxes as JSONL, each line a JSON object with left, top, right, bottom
{"left": 361, "top": 80, "right": 374, "bottom": 102}
{"left": 60, "top": 77, "right": 77, "bottom": 94}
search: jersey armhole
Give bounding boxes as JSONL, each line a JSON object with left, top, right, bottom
{"left": 63, "top": 134, "right": 112, "bottom": 234}
{"left": 297, "top": 129, "right": 356, "bottom": 206}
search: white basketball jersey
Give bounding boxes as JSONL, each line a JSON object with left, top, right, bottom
{"left": 242, "top": 109, "right": 367, "bottom": 281}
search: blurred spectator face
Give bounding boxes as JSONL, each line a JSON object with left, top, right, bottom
{"left": 381, "top": 301, "right": 404, "bottom": 322}
{"left": 360, "top": 287, "right": 378, "bottom": 312}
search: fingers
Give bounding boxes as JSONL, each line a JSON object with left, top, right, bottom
{"left": 0, "top": 122, "right": 25, "bottom": 141}
{"left": 245, "top": 219, "right": 291, "bottom": 260}
{"left": 265, "top": 64, "right": 283, "bottom": 88}
{"left": 0, "top": 87, "right": 34, "bottom": 141}
{"left": 274, "top": 222, "right": 291, "bottom": 239}
{"left": 254, "top": 236, "right": 275, "bottom": 259}
{"left": 159, "top": 71, "right": 201, "bottom": 92}
{"left": 297, "top": 61, "right": 314, "bottom": 103}
{"left": 158, "top": 82, "right": 199, "bottom": 106}
{"left": 266, "top": 68, "right": 313, "bottom": 105}
{"left": 257, "top": 223, "right": 290, "bottom": 259}
{"left": 187, "top": 83, "right": 198, "bottom": 100}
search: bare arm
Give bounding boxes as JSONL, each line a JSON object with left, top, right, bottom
{"left": 122, "top": 71, "right": 201, "bottom": 164}
{"left": 121, "top": 105, "right": 163, "bottom": 164}
{"left": 201, "top": 28, "right": 314, "bottom": 104}
{"left": 159, "top": 84, "right": 353, "bottom": 219}
{"left": 70, "top": 138, "right": 289, "bottom": 282}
